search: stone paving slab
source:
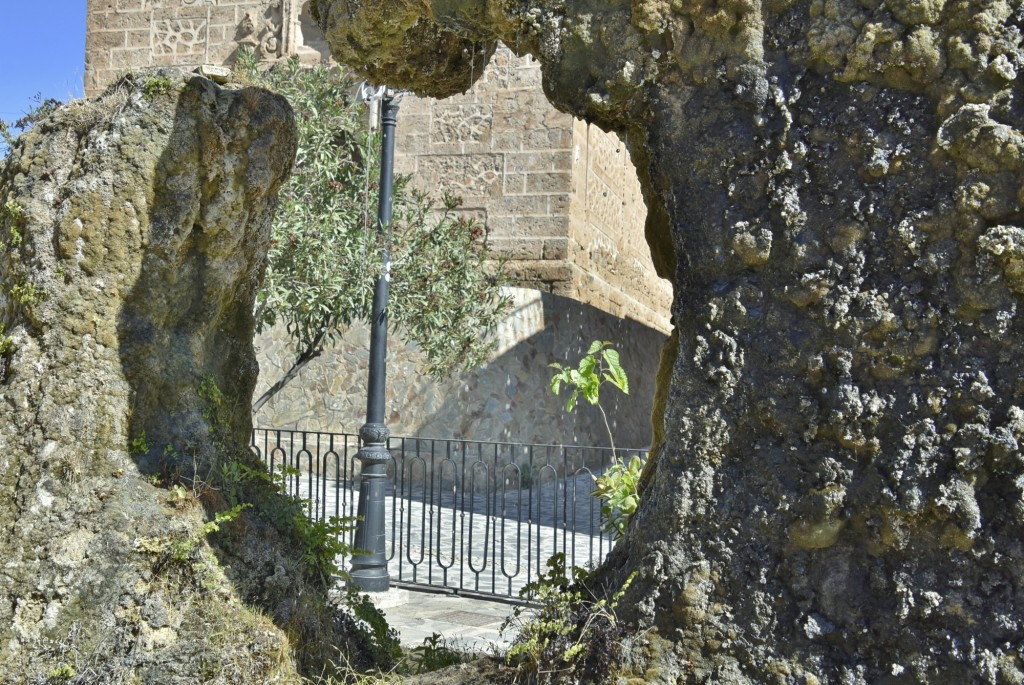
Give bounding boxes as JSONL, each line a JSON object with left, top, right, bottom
{"left": 366, "top": 589, "right": 516, "bottom": 653}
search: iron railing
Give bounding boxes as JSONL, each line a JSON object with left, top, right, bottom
{"left": 250, "top": 428, "right": 646, "bottom": 600}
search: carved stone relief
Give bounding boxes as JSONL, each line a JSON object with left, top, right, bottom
{"left": 235, "top": 1, "right": 283, "bottom": 60}
{"left": 431, "top": 104, "right": 493, "bottom": 144}
{"left": 153, "top": 18, "right": 208, "bottom": 56}
{"left": 144, "top": 0, "right": 213, "bottom": 7}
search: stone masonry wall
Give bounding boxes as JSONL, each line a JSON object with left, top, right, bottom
{"left": 85, "top": 0, "right": 330, "bottom": 96}
{"left": 255, "top": 288, "right": 666, "bottom": 449}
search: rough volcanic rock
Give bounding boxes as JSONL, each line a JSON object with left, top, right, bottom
{"left": 0, "top": 72, "right": 353, "bottom": 682}
{"left": 311, "top": 1, "right": 1024, "bottom": 682}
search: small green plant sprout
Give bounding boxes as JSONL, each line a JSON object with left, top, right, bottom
{"left": 549, "top": 341, "right": 643, "bottom": 539}
{"left": 168, "top": 483, "right": 190, "bottom": 508}
{"left": 1, "top": 199, "right": 24, "bottom": 247}
{"left": 409, "top": 632, "right": 465, "bottom": 674}
{"left": 549, "top": 340, "right": 628, "bottom": 418}
{"left": 0, "top": 324, "right": 13, "bottom": 356}
{"left": 130, "top": 431, "right": 151, "bottom": 456}
{"left": 46, "top": 663, "right": 75, "bottom": 683}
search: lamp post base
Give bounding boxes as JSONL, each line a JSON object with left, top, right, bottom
{"left": 348, "top": 424, "right": 391, "bottom": 592}
{"left": 348, "top": 566, "right": 391, "bottom": 592}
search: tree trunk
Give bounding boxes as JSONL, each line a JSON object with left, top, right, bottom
{"left": 312, "top": 1, "right": 1024, "bottom": 682}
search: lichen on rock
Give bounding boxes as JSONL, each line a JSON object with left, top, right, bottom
{"left": 0, "top": 70, "right": 381, "bottom": 682}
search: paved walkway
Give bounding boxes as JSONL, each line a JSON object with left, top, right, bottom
{"left": 366, "top": 588, "right": 519, "bottom": 653}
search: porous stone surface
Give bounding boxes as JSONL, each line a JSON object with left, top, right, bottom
{"left": 0, "top": 71, "right": 359, "bottom": 682}
{"left": 311, "top": 0, "right": 1024, "bottom": 682}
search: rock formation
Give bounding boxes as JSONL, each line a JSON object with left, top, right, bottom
{"left": 311, "top": 1, "right": 1024, "bottom": 682}
{"left": 0, "top": 72, "right": 374, "bottom": 682}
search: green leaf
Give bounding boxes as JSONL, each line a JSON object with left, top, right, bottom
{"left": 578, "top": 354, "right": 597, "bottom": 379}
{"left": 586, "top": 340, "right": 604, "bottom": 355}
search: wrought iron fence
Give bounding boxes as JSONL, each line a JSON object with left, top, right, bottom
{"left": 250, "top": 428, "right": 647, "bottom": 600}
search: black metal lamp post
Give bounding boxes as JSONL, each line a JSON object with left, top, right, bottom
{"left": 349, "top": 87, "right": 400, "bottom": 592}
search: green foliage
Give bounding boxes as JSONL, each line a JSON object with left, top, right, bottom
{"left": 409, "top": 632, "right": 466, "bottom": 673}
{"left": 46, "top": 664, "right": 75, "bottom": 683}
{"left": 130, "top": 431, "right": 151, "bottom": 456}
{"left": 168, "top": 503, "right": 249, "bottom": 564}
{"left": 236, "top": 51, "right": 510, "bottom": 406}
{"left": 0, "top": 324, "right": 12, "bottom": 356}
{"left": 220, "top": 456, "right": 358, "bottom": 585}
{"left": 1, "top": 93, "right": 61, "bottom": 157}
{"left": 503, "top": 553, "right": 634, "bottom": 683}
{"left": 10, "top": 281, "right": 44, "bottom": 308}
{"left": 1, "top": 199, "right": 24, "bottom": 248}
{"left": 139, "top": 503, "right": 249, "bottom": 573}
{"left": 550, "top": 341, "right": 642, "bottom": 539}
{"left": 143, "top": 76, "right": 176, "bottom": 97}
{"left": 198, "top": 373, "right": 230, "bottom": 426}
{"left": 549, "top": 341, "right": 628, "bottom": 414}
{"left": 593, "top": 453, "right": 644, "bottom": 539}
{"left": 343, "top": 588, "right": 404, "bottom": 668}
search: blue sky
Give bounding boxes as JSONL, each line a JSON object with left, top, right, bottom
{"left": 0, "top": 2, "right": 87, "bottom": 124}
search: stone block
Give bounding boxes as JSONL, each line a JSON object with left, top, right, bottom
{"left": 504, "top": 151, "right": 560, "bottom": 173}
{"left": 489, "top": 215, "right": 564, "bottom": 239}
{"left": 208, "top": 6, "right": 239, "bottom": 25}
{"left": 125, "top": 28, "right": 152, "bottom": 48}
{"left": 488, "top": 194, "right": 551, "bottom": 218}
{"left": 431, "top": 103, "right": 493, "bottom": 144}
{"left": 490, "top": 131, "right": 522, "bottom": 152}
{"left": 543, "top": 238, "right": 569, "bottom": 260}
{"left": 524, "top": 129, "right": 567, "bottom": 151}
{"left": 89, "top": 11, "right": 150, "bottom": 31}
{"left": 110, "top": 47, "right": 154, "bottom": 69}
{"left": 502, "top": 172, "right": 526, "bottom": 195}
{"left": 416, "top": 154, "right": 502, "bottom": 198}
{"left": 486, "top": 237, "right": 544, "bottom": 260}
{"left": 89, "top": 30, "right": 127, "bottom": 51}
{"left": 525, "top": 172, "right": 571, "bottom": 194}
{"left": 547, "top": 193, "right": 572, "bottom": 216}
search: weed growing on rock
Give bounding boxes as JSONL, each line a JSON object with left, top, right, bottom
{"left": 142, "top": 75, "right": 176, "bottom": 97}
{"left": 408, "top": 632, "right": 467, "bottom": 673}
{"left": 1, "top": 199, "right": 23, "bottom": 249}
{"left": 0, "top": 324, "right": 12, "bottom": 356}
{"left": 129, "top": 431, "right": 151, "bottom": 456}
{"left": 10, "top": 281, "right": 44, "bottom": 308}
{"left": 502, "top": 552, "right": 634, "bottom": 684}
